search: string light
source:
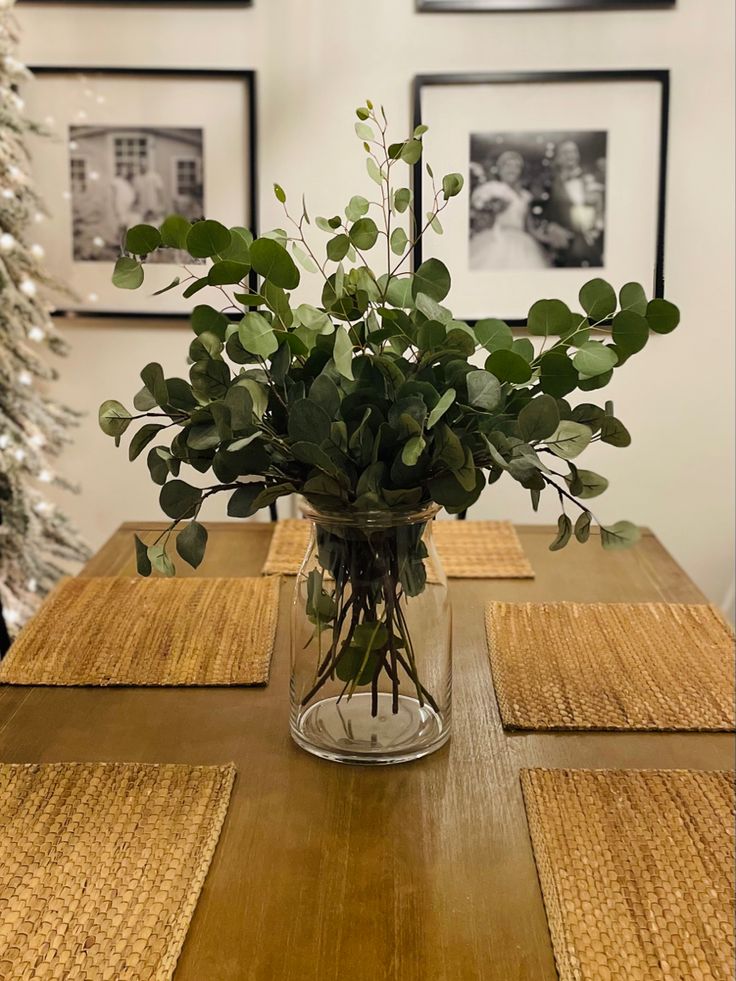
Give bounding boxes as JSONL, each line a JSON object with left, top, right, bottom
{"left": 30, "top": 243, "right": 45, "bottom": 259}
{"left": 27, "top": 579, "right": 38, "bottom": 593}
{"left": 19, "top": 279, "right": 37, "bottom": 297}
{"left": 0, "top": 434, "right": 9, "bottom": 450}
{"left": 18, "top": 370, "right": 32, "bottom": 386}
{"left": 38, "top": 469, "right": 53, "bottom": 483}
{"left": 34, "top": 500, "right": 53, "bottom": 516}
{"left": 28, "top": 325, "right": 45, "bottom": 342}
{"left": 29, "top": 433, "right": 45, "bottom": 449}
{"left": 0, "top": 231, "right": 15, "bottom": 251}
{"left": 3, "top": 608, "right": 20, "bottom": 627}
{"left": 13, "top": 448, "right": 25, "bottom": 463}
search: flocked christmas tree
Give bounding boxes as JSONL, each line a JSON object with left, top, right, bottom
{"left": 0, "top": 2, "right": 88, "bottom": 649}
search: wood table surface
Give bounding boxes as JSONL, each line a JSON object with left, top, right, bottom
{"left": 1, "top": 522, "right": 733, "bottom": 981}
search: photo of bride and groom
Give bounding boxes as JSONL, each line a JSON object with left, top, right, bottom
{"left": 469, "top": 129, "right": 607, "bottom": 272}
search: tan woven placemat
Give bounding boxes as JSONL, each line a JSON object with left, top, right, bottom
{"left": 521, "top": 768, "right": 735, "bottom": 981}
{"left": 0, "top": 761, "right": 235, "bottom": 981}
{"left": 262, "top": 518, "right": 534, "bottom": 578}
{"left": 486, "top": 601, "right": 735, "bottom": 730}
{"left": 0, "top": 576, "right": 280, "bottom": 686}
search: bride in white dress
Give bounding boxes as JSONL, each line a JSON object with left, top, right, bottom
{"left": 470, "top": 151, "right": 550, "bottom": 271}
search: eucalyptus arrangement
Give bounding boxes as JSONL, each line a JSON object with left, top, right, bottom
{"left": 99, "top": 101, "right": 679, "bottom": 762}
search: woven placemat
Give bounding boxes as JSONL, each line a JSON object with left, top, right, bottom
{"left": 486, "top": 601, "right": 735, "bottom": 730}
{"left": 0, "top": 762, "right": 235, "bottom": 981}
{"left": 262, "top": 518, "right": 533, "bottom": 578}
{"left": 0, "top": 576, "right": 280, "bottom": 687}
{"left": 521, "top": 768, "right": 735, "bottom": 981}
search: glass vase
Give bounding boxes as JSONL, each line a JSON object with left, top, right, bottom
{"left": 290, "top": 505, "right": 451, "bottom": 765}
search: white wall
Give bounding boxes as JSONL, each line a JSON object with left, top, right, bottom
{"left": 17, "top": 0, "right": 735, "bottom": 616}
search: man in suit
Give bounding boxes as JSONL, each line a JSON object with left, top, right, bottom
{"left": 543, "top": 139, "right": 605, "bottom": 268}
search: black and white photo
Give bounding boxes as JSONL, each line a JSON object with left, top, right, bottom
{"left": 413, "top": 72, "right": 668, "bottom": 324}
{"left": 469, "top": 130, "right": 607, "bottom": 271}
{"left": 24, "top": 68, "right": 256, "bottom": 318}
{"left": 69, "top": 126, "right": 205, "bottom": 263}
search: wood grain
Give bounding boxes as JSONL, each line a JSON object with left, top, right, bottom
{"left": 0, "top": 523, "right": 732, "bottom": 981}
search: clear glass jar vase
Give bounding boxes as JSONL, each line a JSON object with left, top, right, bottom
{"left": 290, "top": 505, "right": 451, "bottom": 765}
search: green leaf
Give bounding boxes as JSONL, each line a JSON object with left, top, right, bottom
{"left": 567, "top": 469, "right": 609, "bottom": 499}
{"left": 125, "top": 224, "right": 161, "bottom": 255}
{"left": 249, "top": 237, "right": 300, "bottom": 289}
{"left": 646, "top": 298, "right": 680, "bottom": 334}
{"left": 186, "top": 220, "right": 232, "bottom": 259}
{"left": 128, "top": 423, "right": 164, "bottom": 462}
{"left": 309, "top": 373, "right": 341, "bottom": 418}
{"left": 152, "top": 277, "right": 181, "bottom": 296}
{"left": 356, "top": 107, "right": 370, "bottom": 121}
{"left": 191, "top": 304, "right": 228, "bottom": 339}
{"left": 112, "top": 256, "right": 143, "bottom": 290}
{"left": 273, "top": 182, "right": 286, "bottom": 204}
{"left": 549, "top": 513, "right": 573, "bottom": 551}
{"left": 288, "top": 399, "right": 332, "bottom": 444}
{"left": 160, "top": 214, "right": 191, "bottom": 250}
{"left": 572, "top": 341, "right": 618, "bottom": 378}
{"left": 412, "top": 258, "right": 451, "bottom": 303}
{"left": 513, "top": 338, "right": 535, "bottom": 363}
{"left": 175, "top": 520, "right": 208, "bottom": 569}
{"left": 600, "top": 416, "right": 631, "bottom": 447}
{"left": 349, "top": 218, "right": 379, "bottom": 250}
{"left": 99, "top": 399, "right": 132, "bottom": 438}
{"left": 393, "top": 188, "right": 412, "bottom": 213}
{"left": 427, "top": 212, "right": 443, "bottom": 234}
{"left": 134, "top": 534, "right": 152, "bottom": 576}
{"left": 579, "top": 278, "right": 617, "bottom": 320}
{"left": 485, "top": 350, "right": 532, "bottom": 384}
{"left": 159, "top": 480, "right": 202, "bottom": 520}
{"left": 326, "top": 235, "right": 350, "bottom": 262}
{"left": 466, "top": 369, "right": 502, "bottom": 410}
{"left": 427, "top": 389, "right": 455, "bottom": 428}
{"left": 291, "top": 243, "right": 318, "bottom": 273}
{"left": 417, "top": 320, "right": 445, "bottom": 351}
{"left": 574, "top": 511, "right": 592, "bottom": 543}
{"left": 619, "top": 282, "right": 648, "bottom": 316}
{"left": 600, "top": 520, "right": 640, "bottom": 550}
{"left": 354, "top": 121, "right": 374, "bottom": 141}
{"left": 441, "top": 173, "right": 464, "bottom": 200}
{"left": 366, "top": 158, "right": 383, "bottom": 185}
{"left": 208, "top": 260, "right": 249, "bottom": 286}
{"left": 182, "top": 276, "right": 209, "bottom": 299}
{"left": 612, "top": 310, "right": 649, "bottom": 356}
{"left": 400, "top": 139, "right": 422, "bottom": 164}
{"left": 220, "top": 226, "right": 253, "bottom": 263}
{"left": 345, "top": 195, "right": 370, "bottom": 222}
{"left": 527, "top": 298, "right": 572, "bottom": 336}
{"left": 147, "top": 543, "right": 175, "bottom": 578}
{"left": 238, "top": 312, "right": 278, "bottom": 357}
{"left": 545, "top": 421, "right": 592, "bottom": 460}
{"left": 390, "top": 227, "right": 408, "bottom": 256}
{"left": 539, "top": 351, "right": 578, "bottom": 397}
{"left": 333, "top": 327, "right": 354, "bottom": 380}
{"left": 475, "top": 318, "right": 513, "bottom": 352}
{"left": 401, "top": 434, "right": 426, "bottom": 466}
{"left": 295, "top": 304, "right": 333, "bottom": 334}
{"left": 226, "top": 483, "right": 265, "bottom": 518}
{"left": 518, "top": 395, "right": 560, "bottom": 442}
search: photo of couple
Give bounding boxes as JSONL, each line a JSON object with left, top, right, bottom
{"left": 469, "top": 130, "right": 607, "bottom": 271}
{"left": 68, "top": 125, "right": 205, "bottom": 262}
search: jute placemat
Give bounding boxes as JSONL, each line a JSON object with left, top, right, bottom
{"left": 0, "top": 576, "right": 280, "bottom": 687}
{"left": 486, "top": 601, "right": 735, "bottom": 730}
{"left": 262, "top": 519, "right": 534, "bottom": 579}
{"left": 0, "top": 762, "right": 235, "bottom": 981}
{"left": 521, "top": 768, "right": 735, "bottom": 981}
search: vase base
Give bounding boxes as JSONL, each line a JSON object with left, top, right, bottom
{"left": 291, "top": 692, "right": 449, "bottom": 765}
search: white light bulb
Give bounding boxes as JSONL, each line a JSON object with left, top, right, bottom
{"left": 87, "top": 292, "right": 99, "bottom": 303}
{"left": 20, "top": 279, "right": 37, "bottom": 297}
{"left": 29, "top": 433, "right": 45, "bottom": 448}
{"left": 34, "top": 212, "right": 44, "bottom": 223}
{"left": 92, "top": 236, "right": 104, "bottom": 248}
{"left": 34, "top": 500, "right": 53, "bottom": 516}
{"left": 61, "top": 190, "right": 72, "bottom": 201}
{"left": 18, "top": 370, "right": 32, "bottom": 386}
{"left": 38, "top": 469, "right": 53, "bottom": 483}
{"left": 0, "top": 434, "right": 9, "bottom": 449}
{"left": 69, "top": 140, "right": 78, "bottom": 151}
{"left": 0, "top": 232, "right": 15, "bottom": 252}
{"left": 27, "top": 578, "right": 38, "bottom": 593}
{"left": 13, "top": 448, "right": 25, "bottom": 463}
{"left": 89, "top": 170, "right": 100, "bottom": 182}
{"left": 30, "top": 243, "right": 45, "bottom": 259}
{"left": 4, "top": 608, "right": 20, "bottom": 627}
{"left": 28, "top": 325, "right": 45, "bottom": 342}
{"left": 1, "top": 188, "right": 14, "bottom": 200}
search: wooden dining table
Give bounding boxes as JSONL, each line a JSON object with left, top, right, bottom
{"left": 0, "top": 522, "right": 732, "bottom": 981}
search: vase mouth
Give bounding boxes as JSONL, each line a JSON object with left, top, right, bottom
{"left": 300, "top": 501, "right": 442, "bottom": 528}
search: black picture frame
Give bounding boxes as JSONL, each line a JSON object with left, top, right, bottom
{"left": 417, "top": 0, "right": 674, "bottom": 11}
{"left": 27, "top": 66, "right": 258, "bottom": 321}
{"left": 412, "top": 70, "right": 670, "bottom": 327}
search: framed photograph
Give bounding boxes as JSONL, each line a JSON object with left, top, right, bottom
{"left": 417, "top": 1, "right": 674, "bottom": 11}
{"left": 24, "top": 67, "right": 257, "bottom": 318}
{"left": 412, "top": 71, "right": 669, "bottom": 325}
